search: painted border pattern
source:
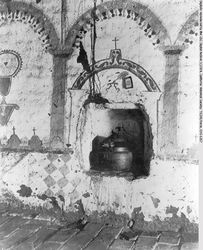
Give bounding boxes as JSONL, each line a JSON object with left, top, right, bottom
{"left": 0, "top": 1, "right": 60, "bottom": 53}
{"left": 65, "top": 0, "right": 171, "bottom": 55}
{"left": 175, "top": 10, "right": 199, "bottom": 47}
{"left": 0, "top": 49, "right": 23, "bottom": 77}
{"left": 72, "top": 49, "right": 160, "bottom": 92}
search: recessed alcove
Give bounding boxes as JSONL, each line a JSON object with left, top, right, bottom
{"left": 77, "top": 102, "right": 153, "bottom": 178}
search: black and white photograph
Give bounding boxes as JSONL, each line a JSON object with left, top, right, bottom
{"left": 0, "top": 0, "right": 201, "bottom": 249}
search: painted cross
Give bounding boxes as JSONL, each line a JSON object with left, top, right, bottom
{"left": 112, "top": 37, "right": 119, "bottom": 49}
{"left": 28, "top": 127, "right": 42, "bottom": 150}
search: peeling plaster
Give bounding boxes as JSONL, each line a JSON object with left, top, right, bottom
{"left": 17, "top": 184, "right": 32, "bottom": 198}
{"left": 151, "top": 196, "right": 160, "bottom": 208}
{"left": 0, "top": 153, "right": 197, "bottom": 230}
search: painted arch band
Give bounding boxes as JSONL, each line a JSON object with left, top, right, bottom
{"left": 72, "top": 49, "right": 161, "bottom": 92}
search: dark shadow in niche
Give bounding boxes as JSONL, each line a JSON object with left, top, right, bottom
{"left": 89, "top": 107, "right": 153, "bottom": 179}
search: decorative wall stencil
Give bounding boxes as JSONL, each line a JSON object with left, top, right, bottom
{"left": 175, "top": 11, "right": 199, "bottom": 47}
{"left": 0, "top": 50, "right": 22, "bottom": 126}
{"left": 42, "top": 153, "right": 72, "bottom": 197}
{"left": 106, "top": 80, "right": 120, "bottom": 92}
{"left": 0, "top": 101, "right": 19, "bottom": 126}
{"left": 28, "top": 128, "right": 42, "bottom": 150}
{"left": 65, "top": 0, "right": 170, "bottom": 54}
{"left": 106, "top": 71, "right": 129, "bottom": 92}
{"left": 0, "top": 1, "right": 60, "bottom": 52}
{"left": 72, "top": 48, "right": 160, "bottom": 92}
{"left": 6, "top": 127, "right": 21, "bottom": 149}
{"left": 0, "top": 125, "right": 73, "bottom": 152}
{"left": 0, "top": 50, "right": 22, "bottom": 77}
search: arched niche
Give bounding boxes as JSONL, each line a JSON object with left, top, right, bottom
{"left": 67, "top": 57, "right": 161, "bottom": 176}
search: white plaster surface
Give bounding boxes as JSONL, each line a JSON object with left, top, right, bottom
{"left": 67, "top": 17, "right": 165, "bottom": 90}
{"left": 0, "top": 152, "right": 199, "bottom": 224}
{"left": 65, "top": 0, "right": 198, "bottom": 44}
{"left": 19, "top": 0, "right": 62, "bottom": 40}
{"left": 0, "top": 0, "right": 199, "bottom": 229}
{"left": 0, "top": 22, "right": 53, "bottom": 142}
{"left": 178, "top": 39, "right": 199, "bottom": 155}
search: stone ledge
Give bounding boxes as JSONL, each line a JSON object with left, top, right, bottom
{"left": 85, "top": 169, "right": 135, "bottom": 181}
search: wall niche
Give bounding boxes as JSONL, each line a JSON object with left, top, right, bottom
{"left": 78, "top": 103, "right": 153, "bottom": 178}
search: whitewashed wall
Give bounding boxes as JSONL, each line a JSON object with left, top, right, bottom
{"left": 0, "top": 0, "right": 199, "bottom": 232}
{"left": 0, "top": 22, "right": 53, "bottom": 143}
{"left": 177, "top": 40, "right": 199, "bottom": 157}
{"left": 0, "top": 152, "right": 199, "bottom": 226}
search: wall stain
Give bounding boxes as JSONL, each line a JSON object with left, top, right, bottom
{"left": 82, "top": 192, "right": 90, "bottom": 198}
{"left": 129, "top": 206, "right": 198, "bottom": 234}
{"left": 2, "top": 152, "right": 29, "bottom": 176}
{"left": 37, "top": 194, "right": 64, "bottom": 210}
{"left": 17, "top": 185, "right": 32, "bottom": 197}
{"left": 1, "top": 189, "right": 198, "bottom": 234}
{"left": 151, "top": 196, "right": 160, "bottom": 208}
{"left": 75, "top": 199, "right": 85, "bottom": 216}
{"left": 112, "top": 202, "right": 120, "bottom": 208}
{"left": 187, "top": 206, "right": 192, "bottom": 214}
{"left": 166, "top": 205, "right": 179, "bottom": 215}
{"left": 131, "top": 207, "right": 145, "bottom": 229}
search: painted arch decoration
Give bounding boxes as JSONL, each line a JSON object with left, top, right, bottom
{"left": 65, "top": 0, "right": 171, "bottom": 55}
{"left": 175, "top": 10, "right": 199, "bottom": 47}
{"left": 72, "top": 48, "right": 160, "bottom": 92}
{"left": 0, "top": 1, "right": 60, "bottom": 52}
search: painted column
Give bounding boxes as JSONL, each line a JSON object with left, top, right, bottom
{"left": 161, "top": 46, "right": 183, "bottom": 157}
{"left": 142, "top": 92, "right": 162, "bottom": 156}
{"left": 49, "top": 0, "right": 69, "bottom": 149}
{"left": 50, "top": 53, "right": 70, "bottom": 149}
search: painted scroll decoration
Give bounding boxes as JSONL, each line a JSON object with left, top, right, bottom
{"left": 0, "top": 50, "right": 23, "bottom": 126}
{"left": 72, "top": 48, "right": 160, "bottom": 92}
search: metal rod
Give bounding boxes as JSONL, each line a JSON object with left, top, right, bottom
{"left": 91, "top": 0, "right": 97, "bottom": 95}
